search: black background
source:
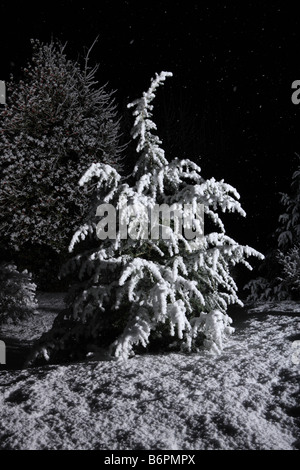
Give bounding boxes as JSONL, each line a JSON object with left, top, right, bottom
{"left": 1, "top": 1, "right": 300, "bottom": 259}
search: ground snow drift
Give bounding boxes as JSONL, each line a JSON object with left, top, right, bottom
{"left": 0, "top": 295, "right": 299, "bottom": 450}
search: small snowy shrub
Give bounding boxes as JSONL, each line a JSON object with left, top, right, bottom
{"left": 0, "top": 262, "right": 38, "bottom": 324}
{"left": 245, "top": 157, "right": 300, "bottom": 301}
{"left": 277, "top": 160, "right": 300, "bottom": 250}
{"left": 244, "top": 273, "right": 289, "bottom": 302}
{"left": 277, "top": 245, "right": 300, "bottom": 299}
{"left": 30, "top": 72, "right": 263, "bottom": 364}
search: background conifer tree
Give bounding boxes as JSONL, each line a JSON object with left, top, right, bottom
{"left": 0, "top": 39, "right": 122, "bottom": 286}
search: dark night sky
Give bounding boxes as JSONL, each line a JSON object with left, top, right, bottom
{"left": 1, "top": 1, "right": 300, "bottom": 259}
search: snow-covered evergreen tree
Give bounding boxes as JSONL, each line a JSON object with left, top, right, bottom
{"left": 30, "top": 72, "right": 263, "bottom": 364}
{"left": 0, "top": 262, "right": 37, "bottom": 324}
{"left": 0, "top": 39, "right": 122, "bottom": 255}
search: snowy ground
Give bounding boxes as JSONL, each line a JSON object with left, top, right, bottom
{"left": 0, "top": 293, "right": 299, "bottom": 450}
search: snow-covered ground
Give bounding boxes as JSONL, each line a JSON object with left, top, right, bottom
{"left": 0, "top": 294, "right": 299, "bottom": 450}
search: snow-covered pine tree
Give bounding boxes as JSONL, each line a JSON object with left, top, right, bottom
{"left": 0, "top": 39, "right": 122, "bottom": 257}
{"left": 29, "top": 72, "right": 263, "bottom": 364}
{"left": 0, "top": 262, "right": 37, "bottom": 324}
